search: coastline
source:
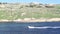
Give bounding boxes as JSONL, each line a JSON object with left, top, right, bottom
{"left": 0, "top": 18, "right": 60, "bottom": 22}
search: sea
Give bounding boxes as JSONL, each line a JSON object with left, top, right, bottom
{"left": 0, "top": 22, "right": 60, "bottom": 34}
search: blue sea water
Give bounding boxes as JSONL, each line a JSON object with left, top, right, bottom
{"left": 0, "top": 22, "right": 60, "bottom": 34}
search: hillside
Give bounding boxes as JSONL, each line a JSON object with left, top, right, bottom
{"left": 0, "top": 3, "right": 60, "bottom": 22}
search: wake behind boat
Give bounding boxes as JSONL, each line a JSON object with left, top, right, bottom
{"left": 28, "top": 26, "right": 60, "bottom": 29}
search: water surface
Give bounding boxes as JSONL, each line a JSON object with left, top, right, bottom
{"left": 0, "top": 22, "right": 60, "bottom": 34}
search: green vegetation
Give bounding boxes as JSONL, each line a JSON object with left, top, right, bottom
{"left": 0, "top": 3, "right": 60, "bottom": 20}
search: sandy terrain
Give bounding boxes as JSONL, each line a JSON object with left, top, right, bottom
{"left": 0, "top": 18, "right": 60, "bottom": 22}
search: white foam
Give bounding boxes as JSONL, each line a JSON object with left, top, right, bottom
{"left": 28, "top": 26, "right": 60, "bottom": 29}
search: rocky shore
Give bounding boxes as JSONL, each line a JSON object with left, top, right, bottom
{"left": 0, "top": 18, "right": 60, "bottom": 22}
